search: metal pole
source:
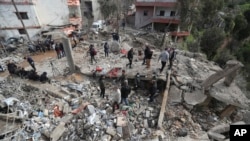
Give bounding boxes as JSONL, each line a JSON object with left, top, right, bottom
{"left": 11, "top": 0, "right": 31, "bottom": 42}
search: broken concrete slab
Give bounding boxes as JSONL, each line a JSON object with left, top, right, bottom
{"left": 106, "top": 127, "right": 116, "bottom": 136}
{"left": 87, "top": 105, "right": 95, "bottom": 114}
{"left": 184, "top": 90, "right": 207, "bottom": 105}
{"left": 50, "top": 123, "right": 66, "bottom": 141}
{"left": 168, "top": 85, "right": 183, "bottom": 104}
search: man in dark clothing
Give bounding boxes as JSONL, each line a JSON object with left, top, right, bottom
{"left": 7, "top": 61, "right": 17, "bottom": 75}
{"left": 134, "top": 73, "right": 141, "bottom": 90}
{"left": 59, "top": 42, "right": 65, "bottom": 57}
{"left": 18, "top": 67, "right": 28, "bottom": 78}
{"left": 169, "top": 48, "right": 177, "bottom": 69}
{"left": 149, "top": 80, "right": 157, "bottom": 102}
{"left": 89, "top": 44, "right": 97, "bottom": 64}
{"left": 145, "top": 46, "right": 153, "bottom": 69}
{"left": 120, "top": 80, "right": 131, "bottom": 105}
{"left": 27, "top": 70, "right": 40, "bottom": 81}
{"left": 99, "top": 75, "right": 105, "bottom": 98}
{"left": 118, "top": 70, "right": 127, "bottom": 87}
{"left": 24, "top": 56, "right": 36, "bottom": 71}
{"left": 112, "top": 33, "right": 119, "bottom": 42}
{"left": 55, "top": 43, "right": 61, "bottom": 59}
{"left": 40, "top": 72, "right": 50, "bottom": 83}
{"left": 126, "top": 48, "right": 133, "bottom": 68}
{"left": 104, "top": 42, "right": 109, "bottom": 57}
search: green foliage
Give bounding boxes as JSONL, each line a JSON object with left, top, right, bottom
{"left": 224, "top": 16, "right": 235, "bottom": 34}
{"left": 236, "top": 42, "right": 250, "bottom": 62}
{"left": 98, "top": 0, "right": 117, "bottom": 19}
{"left": 200, "top": 27, "right": 225, "bottom": 60}
{"left": 243, "top": 9, "right": 250, "bottom": 23}
{"left": 239, "top": 3, "right": 250, "bottom": 12}
{"left": 213, "top": 48, "right": 235, "bottom": 67}
{"left": 201, "top": 0, "right": 224, "bottom": 20}
{"left": 233, "top": 14, "right": 248, "bottom": 34}
{"left": 238, "top": 25, "right": 250, "bottom": 40}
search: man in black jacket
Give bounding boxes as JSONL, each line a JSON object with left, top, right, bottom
{"left": 99, "top": 75, "right": 105, "bottom": 98}
{"left": 126, "top": 48, "right": 133, "bottom": 68}
{"left": 120, "top": 80, "right": 131, "bottom": 105}
{"left": 149, "top": 80, "right": 157, "bottom": 102}
{"left": 24, "top": 56, "right": 36, "bottom": 71}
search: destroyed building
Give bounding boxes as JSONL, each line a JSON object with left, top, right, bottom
{"left": 1, "top": 27, "right": 250, "bottom": 141}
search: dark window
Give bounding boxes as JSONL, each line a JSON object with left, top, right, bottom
{"left": 143, "top": 10, "right": 148, "bottom": 16}
{"left": 170, "top": 11, "right": 176, "bottom": 16}
{"left": 15, "top": 12, "right": 28, "bottom": 19}
{"left": 18, "top": 29, "right": 26, "bottom": 34}
{"left": 159, "top": 10, "right": 165, "bottom": 16}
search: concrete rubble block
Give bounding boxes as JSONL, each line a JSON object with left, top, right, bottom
{"left": 116, "top": 127, "right": 123, "bottom": 137}
{"left": 87, "top": 105, "right": 95, "bottom": 114}
{"left": 106, "top": 127, "right": 117, "bottom": 136}
{"left": 122, "top": 125, "right": 131, "bottom": 139}
{"left": 116, "top": 116, "right": 128, "bottom": 127}
{"left": 183, "top": 90, "right": 207, "bottom": 105}
{"left": 101, "top": 134, "right": 112, "bottom": 141}
{"left": 136, "top": 107, "right": 147, "bottom": 115}
{"left": 168, "top": 85, "right": 183, "bottom": 104}
{"left": 50, "top": 123, "right": 66, "bottom": 141}
{"left": 63, "top": 104, "right": 72, "bottom": 114}
{"left": 110, "top": 41, "right": 120, "bottom": 53}
{"left": 43, "top": 109, "right": 49, "bottom": 117}
{"left": 144, "top": 119, "right": 149, "bottom": 128}
{"left": 145, "top": 110, "right": 150, "bottom": 118}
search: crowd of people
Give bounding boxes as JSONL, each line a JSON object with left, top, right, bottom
{"left": 5, "top": 57, "right": 50, "bottom": 83}
{"left": 92, "top": 41, "right": 177, "bottom": 109}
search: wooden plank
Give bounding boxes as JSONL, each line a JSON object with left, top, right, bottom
{"left": 157, "top": 70, "right": 171, "bottom": 129}
{"left": 220, "top": 105, "right": 237, "bottom": 118}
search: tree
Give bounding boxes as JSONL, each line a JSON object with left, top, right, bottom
{"left": 233, "top": 14, "right": 248, "bottom": 34}
{"left": 224, "top": 16, "right": 235, "bottom": 34}
{"left": 200, "top": 27, "right": 225, "bottom": 60}
{"left": 201, "top": 0, "right": 224, "bottom": 21}
{"left": 98, "top": 0, "right": 117, "bottom": 20}
{"left": 243, "top": 9, "right": 250, "bottom": 23}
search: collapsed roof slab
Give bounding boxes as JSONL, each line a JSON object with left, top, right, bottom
{"left": 210, "top": 81, "right": 250, "bottom": 110}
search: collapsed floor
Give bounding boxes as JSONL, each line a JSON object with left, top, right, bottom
{"left": 1, "top": 27, "right": 250, "bottom": 141}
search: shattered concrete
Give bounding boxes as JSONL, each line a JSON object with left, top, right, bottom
{"left": 0, "top": 27, "right": 250, "bottom": 141}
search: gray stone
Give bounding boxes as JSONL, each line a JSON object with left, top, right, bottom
{"left": 110, "top": 41, "right": 120, "bottom": 53}
{"left": 144, "top": 119, "right": 148, "bottom": 128}
{"left": 176, "top": 128, "right": 188, "bottom": 137}
{"left": 106, "top": 127, "right": 116, "bottom": 136}
{"left": 184, "top": 90, "right": 207, "bottom": 105}
{"left": 145, "top": 110, "right": 150, "bottom": 118}
{"left": 116, "top": 127, "right": 123, "bottom": 136}
{"left": 168, "top": 85, "right": 183, "bottom": 103}
{"left": 87, "top": 105, "right": 95, "bottom": 114}
{"left": 101, "top": 134, "right": 112, "bottom": 141}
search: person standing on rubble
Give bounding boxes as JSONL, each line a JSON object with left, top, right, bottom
{"left": 99, "top": 75, "right": 106, "bottom": 98}
{"left": 118, "top": 70, "right": 127, "bottom": 87}
{"left": 55, "top": 42, "right": 61, "bottom": 59}
{"left": 158, "top": 48, "right": 169, "bottom": 73}
{"left": 134, "top": 72, "right": 141, "bottom": 90}
{"left": 104, "top": 42, "right": 109, "bottom": 57}
{"left": 142, "top": 43, "right": 148, "bottom": 65}
{"left": 120, "top": 80, "right": 131, "bottom": 105}
{"left": 89, "top": 44, "right": 97, "bottom": 64}
{"left": 24, "top": 56, "right": 36, "bottom": 71}
{"left": 145, "top": 45, "right": 153, "bottom": 69}
{"left": 59, "top": 42, "right": 65, "bottom": 57}
{"left": 168, "top": 48, "right": 177, "bottom": 69}
{"left": 126, "top": 48, "right": 134, "bottom": 69}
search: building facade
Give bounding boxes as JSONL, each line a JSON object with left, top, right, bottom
{"left": 135, "top": 0, "right": 189, "bottom": 39}
{"left": 0, "top": 0, "right": 82, "bottom": 40}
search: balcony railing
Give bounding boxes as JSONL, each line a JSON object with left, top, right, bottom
{"left": 135, "top": 0, "right": 177, "bottom": 7}
{"left": 0, "top": 0, "right": 36, "bottom": 5}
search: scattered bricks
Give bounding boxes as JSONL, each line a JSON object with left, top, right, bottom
{"left": 106, "top": 127, "right": 116, "bottom": 136}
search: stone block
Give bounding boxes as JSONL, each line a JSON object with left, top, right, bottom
{"left": 145, "top": 110, "right": 150, "bottom": 118}
{"left": 117, "top": 116, "right": 127, "bottom": 127}
{"left": 87, "top": 104, "right": 95, "bottom": 114}
{"left": 144, "top": 119, "right": 148, "bottom": 128}
{"left": 106, "top": 127, "right": 116, "bottom": 136}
